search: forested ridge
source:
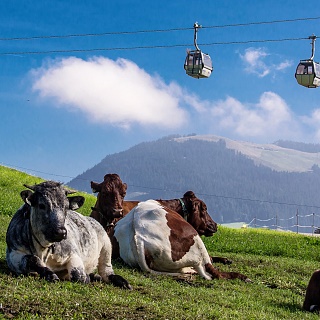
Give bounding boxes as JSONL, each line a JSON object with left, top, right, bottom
{"left": 69, "top": 135, "right": 320, "bottom": 228}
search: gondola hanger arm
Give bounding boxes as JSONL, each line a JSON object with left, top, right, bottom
{"left": 193, "top": 22, "right": 201, "bottom": 51}
{"left": 309, "top": 35, "right": 317, "bottom": 61}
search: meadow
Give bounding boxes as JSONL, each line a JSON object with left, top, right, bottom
{"left": 0, "top": 165, "right": 320, "bottom": 319}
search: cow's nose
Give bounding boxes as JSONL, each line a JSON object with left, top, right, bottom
{"left": 112, "top": 208, "right": 123, "bottom": 218}
{"left": 55, "top": 227, "right": 67, "bottom": 241}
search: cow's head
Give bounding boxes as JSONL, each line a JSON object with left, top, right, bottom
{"left": 21, "top": 181, "right": 85, "bottom": 245}
{"left": 182, "top": 191, "right": 218, "bottom": 237}
{"left": 91, "top": 174, "right": 127, "bottom": 227}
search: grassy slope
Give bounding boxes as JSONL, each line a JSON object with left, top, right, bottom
{"left": 0, "top": 166, "right": 320, "bottom": 319}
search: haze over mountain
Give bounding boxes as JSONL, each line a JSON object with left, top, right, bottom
{"left": 68, "top": 134, "right": 320, "bottom": 231}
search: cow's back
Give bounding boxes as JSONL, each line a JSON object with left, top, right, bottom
{"left": 114, "top": 200, "right": 211, "bottom": 274}
{"left": 114, "top": 200, "right": 171, "bottom": 268}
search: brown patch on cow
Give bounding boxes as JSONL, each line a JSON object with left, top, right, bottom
{"left": 165, "top": 208, "right": 197, "bottom": 262}
{"left": 109, "top": 227, "right": 120, "bottom": 259}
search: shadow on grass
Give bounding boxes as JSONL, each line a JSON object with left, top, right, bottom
{"left": 0, "top": 258, "right": 10, "bottom": 274}
{"left": 274, "top": 301, "right": 304, "bottom": 314}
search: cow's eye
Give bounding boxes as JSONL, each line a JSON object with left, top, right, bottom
{"left": 38, "top": 204, "right": 46, "bottom": 210}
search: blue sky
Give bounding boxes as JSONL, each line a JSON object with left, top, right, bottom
{"left": 1, "top": 1, "right": 320, "bottom": 182}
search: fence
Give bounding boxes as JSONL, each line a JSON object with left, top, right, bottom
{"left": 247, "top": 210, "right": 320, "bottom": 235}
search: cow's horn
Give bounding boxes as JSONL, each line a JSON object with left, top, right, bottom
{"left": 23, "top": 184, "right": 36, "bottom": 191}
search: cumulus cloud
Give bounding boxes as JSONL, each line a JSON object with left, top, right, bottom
{"left": 301, "top": 109, "right": 320, "bottom": 141}
{"left": 31, "top": 56, "right": 190, "bottom": 129}
{"left": 210, "top": 92, "right": 303, "bottom": 141}
{"left": 31, "top": 55, "right": 320, "bottom": 143}
{"left": 239, "top": 47, "right": 292, "bottom": 77}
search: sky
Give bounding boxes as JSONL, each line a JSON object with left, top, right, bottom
{"left": 1, "top": 0, "right": 320, "bottom": 183}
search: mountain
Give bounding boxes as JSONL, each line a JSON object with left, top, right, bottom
{"left": 68, "top": 134, "right": 320, "bottom": 231}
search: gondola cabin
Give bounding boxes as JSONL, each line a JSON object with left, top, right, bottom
{"left": 295, "top": 60, "right": 320, "bottom": 88}
{"left": 184, "top": 50, "right": 213, "bottom": 79}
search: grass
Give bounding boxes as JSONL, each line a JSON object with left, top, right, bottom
{"left": 0, "top": 165, "right": 320, "bottom": 319}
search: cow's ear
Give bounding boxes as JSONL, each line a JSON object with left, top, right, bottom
{"left": 91, "top": 181, "right": 101, "bottom": 193}
{"left": 20, "top": 190, "right": 33, "bottom": 205}
{"left": 68, "top": 196, "right": 85, "bottom": 210}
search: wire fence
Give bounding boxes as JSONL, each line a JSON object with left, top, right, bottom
{"left": 247, "top": 210, "right": 320, "bottom": 235}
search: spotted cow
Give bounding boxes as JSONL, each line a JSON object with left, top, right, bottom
{"left": 91, "top": 174, "right": 231, "bottom": 265}
{"left": 114, "top": 199, "right": 250, "bottom": 282}
{"left": 6, "top": 181, "right": 131, "bottom": 289}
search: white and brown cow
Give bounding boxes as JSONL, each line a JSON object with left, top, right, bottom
{"left": 114, "top": 199, "right": 250, "bottom": 281}
{"left": 6, "top": 181, "right": 131, "bottom": 289}
{"left": 91, "top": 174, "right": 231, "bottom": 265}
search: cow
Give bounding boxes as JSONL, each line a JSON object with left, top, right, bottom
{"left": 114, "top": 200, "right": 250, "bottom": 282}
{"left": 90, "top": 175, "right": 218, "bottom": 238}
{"left": 90, "top": 173, "right": 127, "bottom": 229}
{"left": 303, "top": 270, "right": 320, "bottom": 312}
{"left": 90, "top": 174, "right": 232, "bottom": 265}
{"left": 6, "top": 181, "right": 131, "bottom": 289}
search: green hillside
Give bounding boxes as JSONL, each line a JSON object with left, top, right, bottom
{"left": 0, "top": 165, "right": 96, "bottom": 217}
{"left": 1, "top": 165, "right": 320, "bottom": 319}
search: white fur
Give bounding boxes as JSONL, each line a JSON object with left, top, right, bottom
{"left": 114, "top": 200, "right": 213, "bottom": 279}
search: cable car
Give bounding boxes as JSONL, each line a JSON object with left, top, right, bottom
{"left": 184, "top": 22, "right": 213, "bottom": 79}
{"left": 295, "top": 35, "right": 320, "bottom": 88}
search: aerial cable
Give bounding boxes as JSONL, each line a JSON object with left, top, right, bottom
{"left": 0, "top": 16, "right": 319, "bottom": 41}
{"left": 0, "top": 36, "right": 311, "bottom": 56}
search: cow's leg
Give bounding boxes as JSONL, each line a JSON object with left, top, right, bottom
{"left": 204, "top": 263, "right": 251, "bottom": 282}
{"left": 66, "top": 254, "right": 90, "bottom": 283}
{"left": 303, "top": 270, "right": 320, "bottom": 312}
{"left": 8, "top": 251, "right": 59, "bottom": 281}
{"left": 98, "top": 237, "right": 132, "bottom": 289}
{"left": 210, "top": 256, "right": 233, "bottom": 265}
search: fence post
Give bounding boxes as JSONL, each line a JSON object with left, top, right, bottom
{"left": 275, "top": 214, "right": 278, "bottom": 230}
{"left": 312, "top": 212, "right": 315, "bottom": 235}
{"left": 296, "top": 209, "right": 299, "bottom": 234}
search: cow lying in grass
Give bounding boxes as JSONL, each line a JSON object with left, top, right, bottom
{"left": 90, "top": 174, "right": 231, "bottom": 265}
{"left": 114, "top": 200, "right": 251, "bottom": 281}
{"left": 303, "top": 270, "right": 320, "bottom": 312}
{"left": 6, "top": 181, "right": 131, "bottom": 289}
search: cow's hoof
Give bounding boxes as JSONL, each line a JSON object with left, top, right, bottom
{"left": 223, "top": 258, "right": 233, "bottom": 265}
{"left": 109, "top": 274, "right": 132, "bottom": 290}
{"left": 310, "top": 305, "right": 319, "bottom": 313}
{"left": 89, "top": 273, "right": 102, "bottom": 282}
{"left": 70, "top": 268, "right": 88, "bottom": 283}
{"left": 47, "top": 273, "right": 59, "bottom": 282}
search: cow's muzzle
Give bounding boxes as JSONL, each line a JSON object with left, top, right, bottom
{"left": 53, "top": 227, "right": 67, "bottom": 241}
{"left": 112, "top": 208, "right": 123, "bottom": 219}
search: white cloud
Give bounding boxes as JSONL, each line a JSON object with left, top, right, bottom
{"left": 275, "top": 60, "right": 293, "bottom": 71}
{"left": 301, "top": 109, "right": 320, "bottom": 141}
{"left": 31, "top": 56, "right": 320, "bottom": 143}
{"left": 210, "top": 92, "right": 303, "bottom": 141}
{"left": 239, "top": 48, "right": 293, "bottom": 78}
{"left": 31, "top": 56, "right": 189, "bottom": 129}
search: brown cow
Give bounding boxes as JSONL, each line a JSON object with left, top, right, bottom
{"left": 90, "top": 173, "right": 127, "bottom": 228}
{"left": 303, "top": 270, "right": 320, "bottom": 312}
{"left": 90, "top": 174, "right": 231, "bottom": 265}
{"left": 90, "top": 175, "right": 217, "bottom": 237}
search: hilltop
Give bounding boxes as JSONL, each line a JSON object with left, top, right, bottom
{"left": 68, "top": 135, "right": 320, "bottom": 228}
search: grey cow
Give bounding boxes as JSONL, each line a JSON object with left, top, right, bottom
{"left": 6, "top": 181, "right": 131, "bottom": 289}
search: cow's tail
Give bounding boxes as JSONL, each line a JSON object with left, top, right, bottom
{"left": 132, "top": 204, "right": 183, "bottom": 277}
